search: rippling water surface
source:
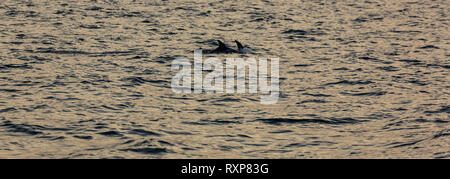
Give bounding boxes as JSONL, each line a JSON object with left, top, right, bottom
{"left": 0, "top": 0, "right": 449, "bottom": 158}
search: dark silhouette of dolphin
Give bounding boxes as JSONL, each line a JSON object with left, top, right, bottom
{"left": 202, "top": 40, "right": 251, "bottom": 54}
{"left": 235, "top": 40, "right": 244, "bottom": 51}
{"left": 235, "top": 40, "right": 251, "bottom": 53}
{"left": 203, "top": 40, "right": 238, "bottom": 54}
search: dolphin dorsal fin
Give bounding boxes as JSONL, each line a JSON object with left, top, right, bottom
{"left": 217, "top": 40, "right": 227, "bottom": 49}
{"left": 235, "top": 40, "right": 244, "bottom": 50}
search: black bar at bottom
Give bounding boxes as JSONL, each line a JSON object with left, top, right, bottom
{"left": 0, "top": 159, "right": 441, "bottom": 177}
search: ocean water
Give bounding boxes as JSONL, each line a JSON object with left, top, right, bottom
{"left": 0, "top": 0, "right": 448, "bottom": 158}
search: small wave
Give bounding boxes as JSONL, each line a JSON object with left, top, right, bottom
{"left": 256, "top": 117, "right": 362, "bottom": 125}
{"left": 424, "top": 106, "right": 450, "bottom": 114}
{"left": 419, "top": 45, "right": 439, "bottom": 49}
{"left": 120, "top": 148, "right": 168, "bottom": 154}
{"left": 324, "top": 80, "right": 373, "bottom": 86}
{"left": 341, "top": 91, "right": 387, "bottom": 96}
{"left": 0, "top": 64, "right": 32, "bottom": 69}
{"left": 129, "top": 129, "right": 162, "bottom": 136}
{"left": 73, "top": 135, "right": 93, "bottom": 140}
{"left": 296, "top": 99, "right": 327, "bottom": 104}
{"left": 97, "top": 131, "right": 123, "bottom": 137}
